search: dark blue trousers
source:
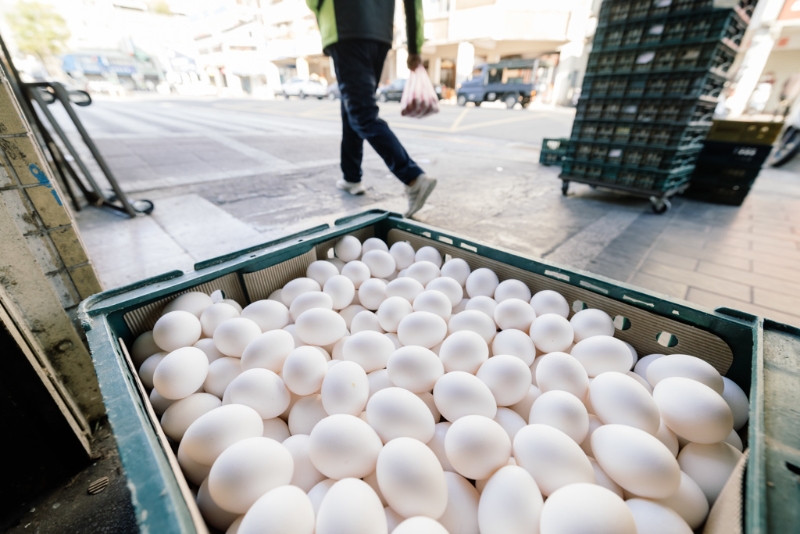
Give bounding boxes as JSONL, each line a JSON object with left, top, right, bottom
{"left": 327, "top": 39, "right": 424, "bottom": 185}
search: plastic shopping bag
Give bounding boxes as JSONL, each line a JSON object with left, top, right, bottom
{"left": 400, "top": 65, "right": 440, "bottom": 119}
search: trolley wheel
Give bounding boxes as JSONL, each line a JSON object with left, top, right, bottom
{"left": 133, "top": 199, "right": 155, "bottom": 215}
{"left": 561, "top": 181, "right": 569, "bottom": 196}
{"left": 650, "top": 196, "right": 670, "bottom": 214}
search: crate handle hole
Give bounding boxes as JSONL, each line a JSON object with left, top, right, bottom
{"left": 786, "top": 462, "right": 800, "bottom": 477}
{"left": 614, "top": 315, "right": 631, "bottom": 330}
{"left": 656, "top": 331, "right": 679, "bottom": 348}
{"left": 573, "top": 300, "right": 588, "bottom": 313}
{"left": 460, "top": 243, "right": 478, "bottom": 253}
{"left": 438, "top": 236, "right": 453, "bottom": 245}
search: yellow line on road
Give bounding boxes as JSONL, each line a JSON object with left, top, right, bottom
{"left": 449, "top": 108, "right": 469, "bottom": 131}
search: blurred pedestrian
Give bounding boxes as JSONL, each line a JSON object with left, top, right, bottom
{"left": 307, "top": 0, "right": 437, "bottom": 218}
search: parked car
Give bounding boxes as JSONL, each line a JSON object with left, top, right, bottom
{"left": 456, "top": 59, "right": 538, "bottom": 109}
{"left": 327, "top": 82, "right": 340, "bottom": 100}
{"left": 377, "top": 78, "right": 443, "bottom": 102}
{"left": 279, "top": 77, "right": 327, "bottom": 99}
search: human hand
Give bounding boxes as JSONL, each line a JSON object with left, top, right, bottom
{"left": 407, "top": 54, "right": 422, "bottom": 71}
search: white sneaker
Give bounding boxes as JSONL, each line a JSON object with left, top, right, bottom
{"left": 336, "top": 179, "right": 366, "bottom": 195}
{"left": 404, "top": 174, "right": 437, "bottom": 218}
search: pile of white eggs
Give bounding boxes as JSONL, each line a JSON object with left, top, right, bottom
{"left": 131, "top": 235, "right": 750, "bottom": 534}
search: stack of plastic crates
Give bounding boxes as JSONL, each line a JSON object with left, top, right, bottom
{"left": 561, "top": 0, "right": 754, "bottom": 213}
{"left": 684, "top": 119, "right": 782, "bottom": 205}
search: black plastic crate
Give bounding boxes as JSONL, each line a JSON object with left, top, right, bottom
{"left": 570, "top": 120, "right": 709, "bottom": 149}
{"left": 567, "top": 140, "right": 701, "bottom": 171}
{"left": 585, "top": 40, "right": 737, "bottom": 77}
{"left": 692, "top": 162, "right": 761, "bottom": 184}
{"left": 593, "top": 9, "right": 747, "bottom": 51}
{"left": 599, "top": 0, "right": 755, "bottom": 26}
{"left": 575, "top": 97, "right": 716, "bottom": 125}
{"left": 562, "top": 157, "right": 694, "bottom": 192}
{"left": 696, "top": 140, "right": 772, "bottom": 168}
{"left": 683, "top": 181, "right": 752, "bottom": 205}
{"left": 540, "top": 138, "right": 569, "bottom": 166}
{"left": 581, "top": 71, "right": 726, "bottom": 100}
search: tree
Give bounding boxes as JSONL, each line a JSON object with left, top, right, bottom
{"left": 5, "top": 1, "right": 70, "bottom": 64}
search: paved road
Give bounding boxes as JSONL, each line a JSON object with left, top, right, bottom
{"left": 59, "top": 96, "right": 800, "bottom": 327}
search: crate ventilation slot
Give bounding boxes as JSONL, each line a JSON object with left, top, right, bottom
{"left": 545, "top": 270, "right": 570, "bottom": 282}
{"left": 614, "top": 315, "right": 632, "bottom": 330}
{"left": 657, "top": 331, "right": 679, "bottom": 348}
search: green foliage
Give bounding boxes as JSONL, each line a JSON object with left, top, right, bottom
{"left": 5, "top": 1, "right": 71, "bottom": 59}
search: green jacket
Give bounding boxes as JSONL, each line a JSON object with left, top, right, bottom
{"left": 306, "top": 0, "right": 424, "bottom": 55}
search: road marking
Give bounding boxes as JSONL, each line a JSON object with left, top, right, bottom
{"left": 449, "top": 108, "right": 469, "bottom": 131}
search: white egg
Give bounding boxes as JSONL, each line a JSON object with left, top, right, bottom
{"left": 362, "top": 250, "right": 397, "bottom": 279}
{"left": 194, "top": 338, "right": 225, "bottom": 365}
{"left": 570, "top": 308, "right": 615, "bottom": 342}
{"left": 491, "top": 329, "right": 536, "bottom": 366}
{"left": 261, "top": 417, "right": 290, "bottom": 441}
{"left": 238, "top": 485, "right": 314, "bottom": 534}
{"left": 337, "top": 261, "right": 368, "bottom": 290}
{"left": 417, "top": 391, "right": 440, "bottom": 421}
{"left": 281, "top": 278, "right": 322, "bottom": 307}
{"left": 182, "top": 404, "right": 264, "bottom": 465}
{"left": 393, "top": 517, "right": 448, "bottom": 534}
{"left": 592, "top": 424, "right": 681, "bottom": 498}
{"left": 389, "top": 241, "right": 416, "bottom": 269}
{"left": 426, "top": 422, "right": 454, "bottom": 471}
{"left": 153, "top": 311, "right": 202, "bottom": 352}
{"left": 406, "top": 261, "right": 441, "bottom": 286}
{"left": 513, "top": 424, "right": 595, "bottom": 496}
{"left": 343, "top": 330, "right": 396, "bottom": 372}
{"left": 571, "top": 335, "right": 632, "bottom": 377}
{"left": 376, "top": 296, "right": 413, "bottom": 332}
{"left": 627, "top": 370, "right": 654, "bottom": 393}
{"left": 308, "top": 479, "right": 335, "bottom": 515}
{"left": 163, "top": 291, "right": 213, "bottom": 318}
{"left": 449, "top": 310, "right": 497, "bottom": 343}
{"left": 476, "top": 355, "right": 532, "bottom": 406}
{"left": 415, "top": 245, "right": 443, "bottom": 267}
{"left": 397, "top": 311, "right": 448, "bottom": 349}
{"left": 445, "top": 415, "right": 511, "bottom": 480}
{"left": 199, "top": 303, "right": 240, "bottom": 338}
{"left": 282, "top": 346, "right": 328, "bottom": 396}
{"left": 149, "top": 388, "right": 175, "bottom": 415}
{"left": 153, "top": 347, "right": 209, "bottom": 400}
{"left": 647, "top": 354, "right": 724, "bottom": 394}
{"left": 334, "top": 235, "right": 362, "bottom": 262}
{"left": 634, "top": 353, "right": 664, "bottom": 379}
{"left": 197, "top": 477, "right": 239, "bottom": 531}
{"left": 177, "top": 441, "right": 210, "bottom": 485}
{"left": 653, "top": 471, "right": 709, "bottom": 529}
{"left": 494, "top": 279, "right": 531, "bottom": 303}
{"left": 433, "top": 371, "right": 497, "bottom": 421}
{"left": 322, "top": 274, "right": 355, "bottom": 310}
{"left": 288, "top": 291, "right": 333, "bottom": 321}
{"left": 530, "top": 290, "right": 569, "bottom": 318}
{"left": 208, "top": 436, "right": 294, "bottom": 514}
{"left": 295, "top": 308, "right": 347, "bottom": 346}
{"left": 509, "top": 384, "right": 542, "bottom": 421}
{"left": 287, "top": 394, "right": 327, "bottom": 435}
{"left": 227, "top": 368, "right": 290, "bottom": 418}
{"left": 590, "top": 456, "right": 624, "bottom": 497}
{"left": 440, "top": 257, "right": 471, "bottom": 286}
{"left": 623, "top": 341, "right": 638, "bottom": 369}
{"left": 203, "top": 357, "right": 242, "bottom": 398}
{"left": 478, "top": 465, "right": 543, "bottom": 534}
{"left": 465, "top": 296, "right": 497, "bottom": 322}
{"left": 377, "top": 437, "right": 448, "bottom": 519}
{"left": 241, "top": 299, "right": 291, "bottom": 332}
{"left": 316, "top": 478, "right": 387, "bottom": 534}
{"left": 589, "top": 372, "right": 660, "bottom": 434}
{"left": 530, "top": 313, "right": 574, "bottom": 353}
{"left": 465, "top": 268, "right": 499, "bottom": 298}
{"left": 493, "top": 407, "right": 526, "bottom": 441}
{"left": 282, "top": 434, "right": 326, "bottom": 491}
{"left": 132, "top": 331, "right": 160, "bottom": 368}
{"left": 358, "top": 278, "right": 388, "bottom": 310}
{"left": 577, "top": 414, "right": 602, "bottom": 458}
{"left": 161, "top": 392, "right": 221, "bottom": 441}
{"left": 350, "top": 310, "right": 385, "bottom": 334}
{"left": 425, "top": 277, "right": 463, "bottom": 307}
{"left": 360, "top": 237, "right": 388, "bottom": 253}
{"left": 453, "top": 297, "right": 470, "bottom": 313}
{"left": 626, "top": 498, "right": 693, "bottom": 534}
{"left": 321, "top": 360, "right": 369, "bottom": 415}
{"left": 385, "top": 277, "right": 425, "bottom": 303}
{"left": 653, "top": 377, "right": 733, "bottom": 444}
{"left": 677, "top": 441, "right": 742, "bottom": 505}
{"left": 307, "top": 260, "right": 341, "bottom": 287}
{"left": 138, "top": 352, "right": 166, "bottom": 389}
{"left": 387, "top": 345, "right": 444, "bottom": 392}
{"left": 308, "top": 413, "right": 383, "bottom": 480}
{"left": 494, "top": 299, "right": 536, "bottom": 332}
{"left": 720, "top": 376, "right": 749, "bottom": 430}
{"left": 240, "top": 330, "right": 295, "bottom": 372}
{"left": 268, "top": 289, "right": 283, "bottom": 301}
{"left": 340, "top": 304, "right": 366, "bottom": 330}
{"left": 653, "top": 419, "right": 679, "bottom": 456}
{"left": 540, "top": 483, "right": 636, "bottom": 534}
{"left": 535, "top": 351, "right": 589, "bottom": 399}
{"left": 213, "top": 317, "right": 262, "bottom": 357}
{"left": 413, "top": 290, "right": 452, "bottom": 320}
{"left": 368, "top": 369, "right": 393, "bottom": 399}
{"left": 385, "top": 332, "right": 402, "bottom": 349}
{"left": 528, "top": 390, "right": 589, "bottom": 443}
{"left": 438, "top": 472, "right": 480, "bottom": 534}
{"left": 367, "top": 387, "right": 435, "bottom": 443}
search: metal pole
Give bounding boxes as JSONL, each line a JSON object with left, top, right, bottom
{"left": 49, "top": 83, "right": 137, "bottom": 216}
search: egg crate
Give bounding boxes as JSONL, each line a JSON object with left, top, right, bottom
{"left": 575, "top": 97, "right": 716, "bottom": 125}
{"left": 581, "top": 71, "right": 726, "bottom": 101}
{"left": 78, "top": 210, "right": 799, "bottom": 534}
{"left": 561, "top": 158, "right": 694, "bottom": 192}
{"left": 598, "top": 0, "right": 754, "bottom": 27}
{"left": 584, "top": 41, "right": 736, "bottom": 79}
{"left": 571, "top": 121, "right": 710, "bottom": 149}
{"left": 539, "top": 138, "right": 570, "bottom": 167}
{"left": 691, "top": 162, "right": 761, "bottom": 185}
{"left": 566, "top": 141, "right": 701, "bottom": 171}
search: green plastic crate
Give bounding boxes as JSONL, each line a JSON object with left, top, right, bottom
{"left": 78, "top": 210, "right": 800, "bottom": 534}
{"left": 539, "top": 138, "right": 569, "bottom": 166}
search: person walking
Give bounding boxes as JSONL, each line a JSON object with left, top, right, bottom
{"left": 306, "top": 0, "right": 437, "bottom": 218}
